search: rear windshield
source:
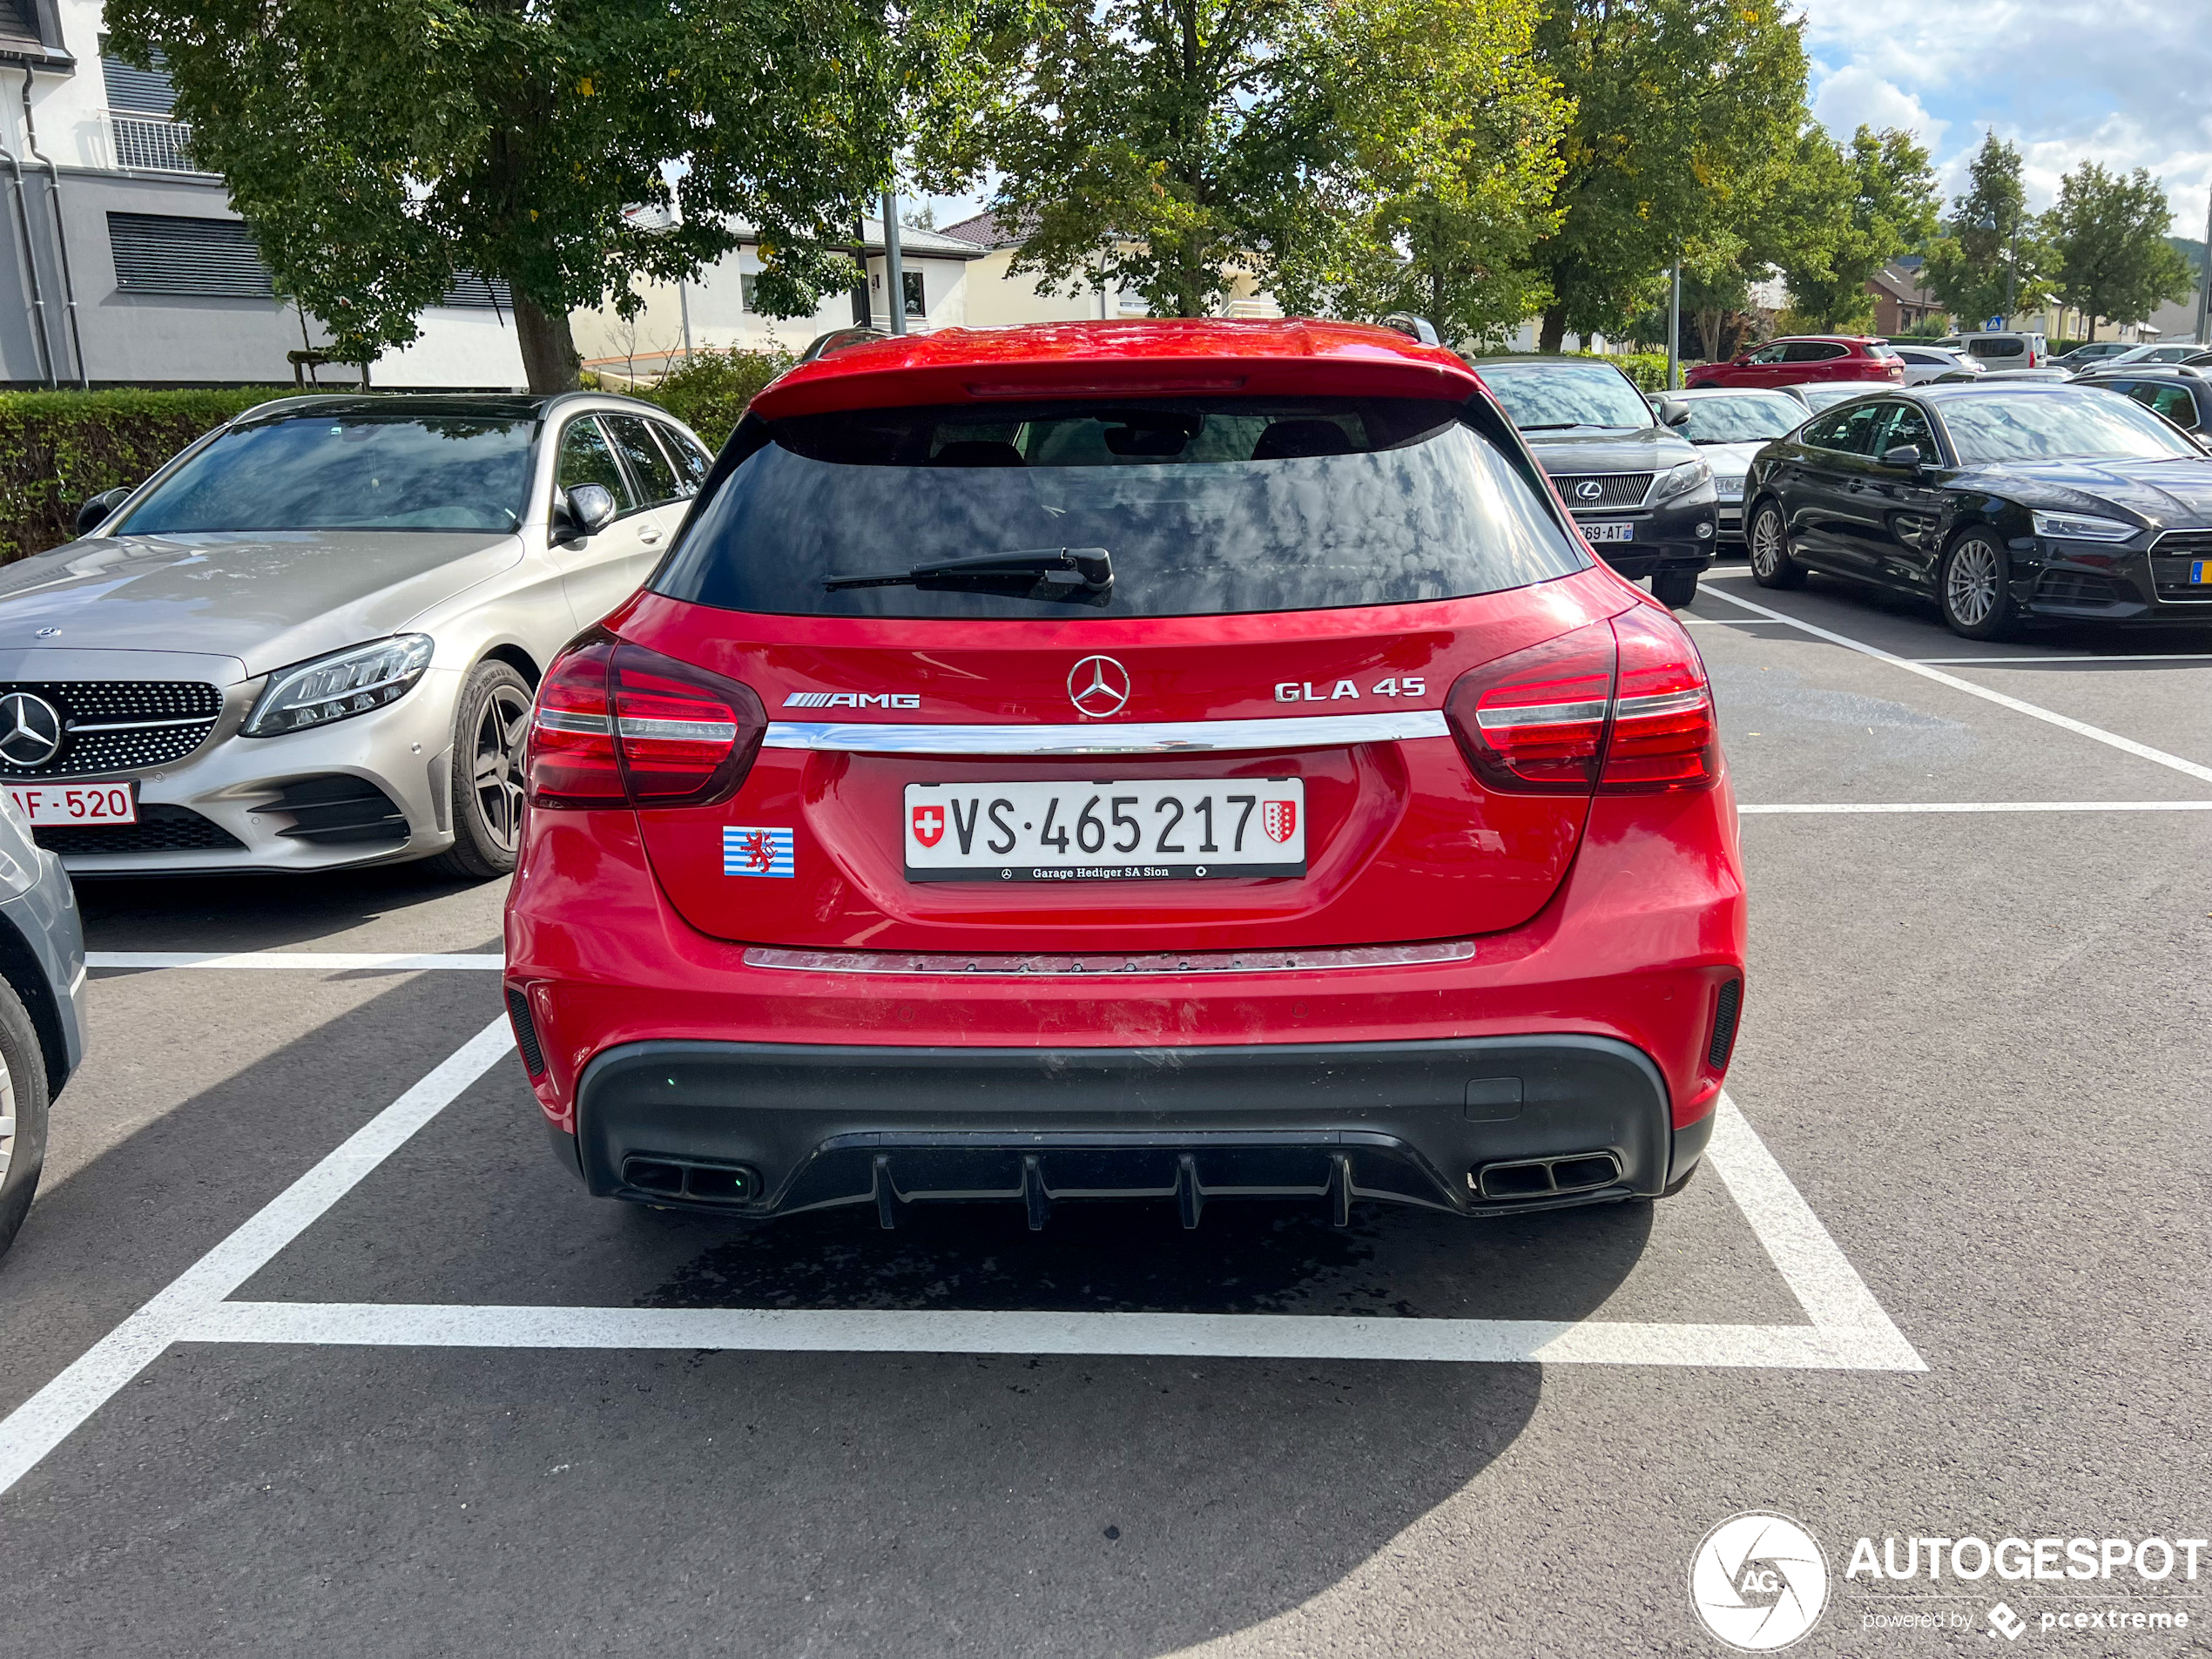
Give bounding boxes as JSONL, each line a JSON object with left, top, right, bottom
{"left": 655, "top": 397, "right": 1586, "bottom": 619}
{"left": 114, "top": 415, "right": 535, "bottom": 535}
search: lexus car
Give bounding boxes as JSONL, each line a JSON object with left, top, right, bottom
{"left": 0, "top": 393, "right": 712, "bottom": 877}
{"left": 1743, "top": 383, "right": 2212, "bottom": 637}
{"left": 1468, "top": 355, "right": 1718, "bottom": 606}
{"left": 504, "top": 320, "right": 1748, "bottom": 1233}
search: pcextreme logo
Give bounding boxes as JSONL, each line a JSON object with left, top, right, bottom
{"left": 1689, "top": 1512, "right": 1831, "bottom": 1651}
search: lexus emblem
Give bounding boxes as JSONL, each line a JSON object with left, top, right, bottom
{"left": 0, "top": 691, "right": 63, "bottom": 766}
{"left": 1067, "top": 655, "right": 1130, "bottom": 718}
{"left": 1575, "top": 480, "right": 1604, "bottom": 502}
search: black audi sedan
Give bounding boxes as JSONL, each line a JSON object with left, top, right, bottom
{"left": 1469, "top": 355, "right": 1719, "bottom": 607}
{"left": 1741, "top": 383, "right": 2212, "bottom": 638}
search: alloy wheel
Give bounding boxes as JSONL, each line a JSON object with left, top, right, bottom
{"left": 470, "top": 684, "right": 533, "bottom": 853}
{"left": 1750, "top": 512, "right": 1782, "bottom": 577}
{"left": 1946, "top": 541, "right": 2000, "bottom": 628}
{"left": 0, "top": 1049, "right": 16, "bottom": 1191}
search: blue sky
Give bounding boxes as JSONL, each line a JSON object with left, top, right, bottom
{"left": 914, "top": 2, "right": 2212, "bottom": 246}
{"left": 1801, "top": 0, "right": 2210, "bottom": 233}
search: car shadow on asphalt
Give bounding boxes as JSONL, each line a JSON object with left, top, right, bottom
{"left": 71, "top": 861, "right": 508, "bottom": 954}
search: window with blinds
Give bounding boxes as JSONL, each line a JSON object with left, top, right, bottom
{"left": 107, "top": 213, "right": 275, "bottom": 298}
{"left": 101, "top": 40, "right": 180, "bottom": 113}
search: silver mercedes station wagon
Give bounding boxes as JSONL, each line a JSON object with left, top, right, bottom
{"left": 0, "top": 393, "right": 711, "bottom": 877}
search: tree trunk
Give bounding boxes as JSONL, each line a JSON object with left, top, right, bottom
{"left": 514, "top": 294, "right": 582, "bottom": 393}
{"left": 1538, "top": 304, "right": 1567, "bottom": 354}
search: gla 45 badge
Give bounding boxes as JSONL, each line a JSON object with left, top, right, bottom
{"left": 1274, "top": 676, "right": 1426, "bottom": 703}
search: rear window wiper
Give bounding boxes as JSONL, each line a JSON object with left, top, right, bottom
{"left": 824, "top": 546, "right": 1113, "bottom": 600}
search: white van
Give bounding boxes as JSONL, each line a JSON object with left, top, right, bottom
{"left": 1937, "top": 332, "right": 2048, "bottom": 369}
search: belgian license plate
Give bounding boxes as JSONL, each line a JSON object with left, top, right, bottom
{"left": 904, "top": 779, "right": 1305, "bottom": 881}
{"left": 8, "top": 781, "right": 137, "bottom": 826}
{"left": 1580, "top": 520, "right": 1635, "bottom": 543}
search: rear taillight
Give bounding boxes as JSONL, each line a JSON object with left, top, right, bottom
{"left": 526, "top": 631, "right": 767, "bottom": 810}
{"left": 1602, "top": 605, "right": 1717, "bottom": 791}
{"left": 1445, "top": 608, "right": 1716, "bottom": 795}
{"left": 1445, "top": 621, "right": 1617, "bottom": 792}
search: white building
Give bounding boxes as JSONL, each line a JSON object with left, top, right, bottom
{"left": 0, "top": 2, "right": 525, "bottom": 388}
{"left": 935, "top": 210, "right": 1282, "bottom": 327}
{"left": 571, "top": 218, "right": 988, "bottom": 382}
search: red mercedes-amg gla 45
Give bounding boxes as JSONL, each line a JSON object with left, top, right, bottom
{"left": 504, "top": 320, "right": 1746, "bottom": 1231}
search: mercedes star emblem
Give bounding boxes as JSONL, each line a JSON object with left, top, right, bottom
{"left": 1066, "top": 655, "right": 1131, "bottom": 718}
{"left": 0, "top": 691, "right": 64, "bottom": 767}
{"left": 1575, "top": 480, "right": 1605, "bottom": 502}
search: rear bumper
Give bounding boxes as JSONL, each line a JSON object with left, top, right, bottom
{"left": 568, "top": 1034, "right": 1698, "bottom": 1223}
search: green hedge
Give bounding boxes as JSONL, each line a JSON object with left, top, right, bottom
{"left": 616, "top": 347, "right": 792, "bottom": 450}
{"left": 0, "top": 388, "right": 303, "bottom": 563}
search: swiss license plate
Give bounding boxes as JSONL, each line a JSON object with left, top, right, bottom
{"left": 904, "top": 779, "right": 1305, "bottom": 882}
{"left": 1579, "top": 520, "right": 1636, "bottom": 543}
{"left": 8, "top": 781, "right": 137, "bottom": 826}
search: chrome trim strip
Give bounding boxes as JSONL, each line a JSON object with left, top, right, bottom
{"left": 65, "top": 717, "right": 216, "bottom": 732}
{"left": 743, "top": 939, "right": 1477, "bottom": 977}
{"left": 761, "top": 710, "right": 1453, "bottom": 755}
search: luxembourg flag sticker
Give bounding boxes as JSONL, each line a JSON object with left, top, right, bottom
{"left": 723, "top": 826, "right": 796, "bottom": 878}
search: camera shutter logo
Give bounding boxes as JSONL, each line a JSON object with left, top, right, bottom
{"left": 0, "top": 692, "right": 64, "bottom": 767}
{"left": 1689, "top": 1513, "right": 1829, "bottom": 1651}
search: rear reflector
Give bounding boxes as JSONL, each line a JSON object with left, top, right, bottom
{"left": 1709, "top": 977, "right": 1743, "bottom": 1071}
{"left": 1445, "top": 605, "right": 1716, "bottom": 795}
{"left": 527, "top": 630, "right": 767, "bottom": 810}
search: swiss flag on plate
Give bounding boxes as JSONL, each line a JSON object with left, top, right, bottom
{"left": 1263, "top": 799, "right": 1297, "bottom": 844}
{"left": 911, "top": 804, "right": 946, "bottom": 848}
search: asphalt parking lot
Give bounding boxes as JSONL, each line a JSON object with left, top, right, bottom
{"left": 2, "top": 565, "right": 2207, "bottom": 1656}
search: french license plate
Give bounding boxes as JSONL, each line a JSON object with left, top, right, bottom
{"left": 1579, "top": 520, "right": 1636, "bottom": 543}
{"left": 904, "top": 779, "right": 1305, "bottom": 882}
{"left": 8, "top": 781, "right": 137, "bottom": 826}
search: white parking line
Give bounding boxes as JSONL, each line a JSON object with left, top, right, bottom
{"left": 88, "top": 952, "right": 504, "bottom": 971}
{"left": 0, "top": 1016, "right": 515, "bottom": 1499}
{"left": 0, "top": 1069, "right": 1923, "bottom": 1501}
{"left": 1738, "top": 801, "right": 2212, "bottom": 815}
{"left": 1699, "top": 585, "right": 2212, "bottom": 786}
{"left": 1910, "top": 654, "right": 2212, "bottom": 666}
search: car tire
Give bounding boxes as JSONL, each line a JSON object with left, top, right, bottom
{"left": 1747, "top": 502, "right": 1806, "bottom": 589}
{"left": 1651, "top": 569, "right": 1700, "bottom": 609}
{"left": 1939, "top": 532, "right": 2017, "bottom": 640}
{"left": 431, "top": 659, "right": 535, "bottom": 881}
{"left": 0, "top": 975, "right": 52, "bottom": 1258}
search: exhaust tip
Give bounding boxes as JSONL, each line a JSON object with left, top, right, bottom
{"left": 622, "top": 1155, "right": 759, "bottom": 1204}
{"left": 1473, "top": 1150, "right": 1623, "bottom": 1202}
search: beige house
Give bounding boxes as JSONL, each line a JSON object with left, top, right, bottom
{"left": 572, "top": 218, "right": 989, "bottom": 382}
{"left": 937, "top": 211, "right": 1282, "bottom": 327}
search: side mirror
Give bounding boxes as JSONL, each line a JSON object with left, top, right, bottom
{"left": 1659, "top": 398, "right": 1691, "bottom": 428}
{"left": 1879, "top": 443, "right": 1924, "bottom": 469}
{"left": 75, "top": 486, "right": 133, "bottom": 537}
{"left": 556, "top": 482, "right": 617, "bottom": 540}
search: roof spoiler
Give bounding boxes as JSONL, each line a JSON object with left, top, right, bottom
{"left": 798, "top": 327, "right": 890, "bottom": 364}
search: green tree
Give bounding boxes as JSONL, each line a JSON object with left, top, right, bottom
{"left": 1528, "top": 0, "right": 1808, "bottom": 353}
{"left": 934, "top": 0, "right": 1565, "bottom": 325}
{"left": 1775, "top": 125, "right": 1939, "bottom": 331}
{"left": 1921, "top": 131, "right": 2048, "bottom": 326}
{"left": 108, "top": 0, "right": 978, "bottom": 391}
{"left": 2045, "top": 162, "right": 2195, "bottom": 341}
{"left": 1269, "top": 0, "right": 1568, "bottom": 347}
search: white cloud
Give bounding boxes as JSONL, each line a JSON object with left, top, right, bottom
{"left": 1811, "top": 65, "right": 1946, "bottom": 151}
